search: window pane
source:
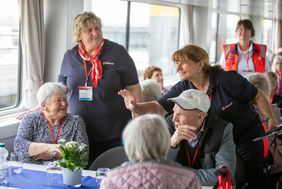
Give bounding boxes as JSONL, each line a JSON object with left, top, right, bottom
{"left": 91, "top": 0, "right": 127, "bottom": 47}
{"left": 129, "top": 3, "right": 179, "bottom": 79}
{"left": 216, "top": 14, "right": 240, "bottom": 62}
{"left": 0, "top": 0, "right": 20, "bottom": 110}
{"left": 262, "top": 19, "right": 273, "bottom": 55}
{"left": 209, "top": 12, "right": 218, "bottom": 63}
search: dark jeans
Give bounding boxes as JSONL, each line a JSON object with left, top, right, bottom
{"left": 87, "top": 138, "right": 123, "bottom": 169}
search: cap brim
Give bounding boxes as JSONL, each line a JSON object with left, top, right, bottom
{"left": 168, "top": 97, "right": 197, "bottom": 111}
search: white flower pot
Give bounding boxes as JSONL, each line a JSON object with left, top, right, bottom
{"left": 62, "top": 167, "right": 82, "bottom": 187}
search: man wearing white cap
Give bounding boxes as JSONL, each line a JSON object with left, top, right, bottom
{"left": 168, "top": 89, "right": 236, "bottom": 186}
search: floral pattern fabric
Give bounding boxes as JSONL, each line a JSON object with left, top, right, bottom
{"left": 14, "top": 111, "right": 89, "bottom": 164}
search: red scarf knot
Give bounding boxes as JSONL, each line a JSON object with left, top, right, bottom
{"left": 78, "top": 40, "right": 104, "bottom": 88}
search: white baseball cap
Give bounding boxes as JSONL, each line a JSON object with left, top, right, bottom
{"left": 168, "top": 89, "right": 210, "bottom": 113}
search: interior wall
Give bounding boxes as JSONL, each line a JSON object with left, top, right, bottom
{"left": 44, "top": 0, "right": 83, "bottom": 82}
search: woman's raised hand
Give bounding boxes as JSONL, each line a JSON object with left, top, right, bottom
{"left": 118, "top": 89, "right": 137, "bottom": 112}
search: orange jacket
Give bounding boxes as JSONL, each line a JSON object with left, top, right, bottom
{"left": 222, "top": 43, "right": 267, "bottom": 73}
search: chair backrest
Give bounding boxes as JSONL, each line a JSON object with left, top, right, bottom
{"left": 89, "top": 146, "right": 129, "bottom": 171}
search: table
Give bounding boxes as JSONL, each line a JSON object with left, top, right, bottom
{"left": 0, "top": 163, "right": 213, "bottom": 189}
{"left": 0, "top": 163, "right": 100, "bottom": 189}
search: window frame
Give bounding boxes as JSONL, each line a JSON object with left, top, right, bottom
{"left": 0, "top": 0, "right": 22, "bottom": 114}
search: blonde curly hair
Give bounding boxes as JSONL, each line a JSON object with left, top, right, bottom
{"left": 73, "top": 12, "right": 102, "bottom": 43}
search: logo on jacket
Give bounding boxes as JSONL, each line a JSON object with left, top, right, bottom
{"left": 221, "top": 102, "right": 233, "bottom": 111}
{"left": 227, "top": 56, "right": 235, "bottom": 61}
{"left": 103, "top": 62, "right": 115, "bottom": 65}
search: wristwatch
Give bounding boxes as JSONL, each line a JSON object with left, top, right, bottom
{"left": 50, "top": 151, "right": 56, "bottom": 160}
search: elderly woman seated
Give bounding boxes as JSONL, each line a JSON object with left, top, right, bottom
{"left": 140, "top": 79, "right": 162, "bottom": 102}
{"left": 246, "top": 73, "right": 281, "bottom": 122}
{"left": 100, "top": 114, "right": 201, "bottom": 189}
{"left": 14, "top": 82, "right": 89, "bottom": 164}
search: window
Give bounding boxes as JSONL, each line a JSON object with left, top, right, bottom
{"left": 0, "top": 0, "right": 20, "bottom": 110}
{"left": 90, "top": 0, "right": 180, "bottom": 81}
{"left": 209, "top": 12, "right": 218, "bottom": 63}
{"left": 216, "top": 14, "right": 240, "bottom": 62}
{"left": 129, "top": 3, "right": 179, "bottom": 79}
{"left": 90, "top": 0, "right": 127, "bottom": 47}
{"left": 261, "top": 19, "right": 273, "bottom": 56}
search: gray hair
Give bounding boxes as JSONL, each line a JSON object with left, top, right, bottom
{"left": 37, "top": 82, "right": 67, "bottom": 105}
{"left": 123, "top": 114, "right": 171, "bottom": 161}
{"left": 265, "top": 71, "right": 278, "bottom": 96}
{"left": 246, "top": 73, "right": 270, "bottom": 98}
{"left": 140, "top": 79, "right": 162, "bottom": 102}
{"left": 73, "top": 12, "right": 102, "bottom": 43}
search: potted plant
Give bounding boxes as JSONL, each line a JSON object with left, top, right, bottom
{"left": 58, "top": 139, "right": 88, "bottom": 187}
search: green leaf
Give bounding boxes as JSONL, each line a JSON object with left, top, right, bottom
{"left": 58, "top": 140, "right": 87, "bottom": 171}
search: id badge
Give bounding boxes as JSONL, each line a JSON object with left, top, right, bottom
{"left": 78, "top": 86, "right": 93, "bottom": 101}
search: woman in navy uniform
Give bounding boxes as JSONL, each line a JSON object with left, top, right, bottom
{"left": 119, "top": 44, "right": 277, "bottom": 188}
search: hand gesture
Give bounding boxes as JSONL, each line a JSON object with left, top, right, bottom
{"left": 118, "top": 89, "right": 137, "bottom": 112}
{"left": 171, "top": 124, "right": 197, "bottom": 147}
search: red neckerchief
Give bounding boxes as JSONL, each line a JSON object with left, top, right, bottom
{"left": 41, "top": 112, "right": 63, "bottom": 144}
{"left": 78, "top": 40, "right": 104, "bottom": 88}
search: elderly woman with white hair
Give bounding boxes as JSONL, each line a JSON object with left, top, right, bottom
{"left": 14, "top": 82, "right": 89, "bottom": 164}
{"left": 140, "top": 79, "right": 162, "bottom": 102}
{"left": 100, "top": 114, "right": 201, "bottom": 189}
{"left": 246, "top": 73, "right": 281, "bottom": 122}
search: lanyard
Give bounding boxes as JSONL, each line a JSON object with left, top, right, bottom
{"left": 83, "top": 60, "right": 92, "bottom": 86}
{"left": 185, "top": 142, "right": 200, "bottom": 167}
{"left": 41, "top": 112, "right": 63, "bottom": 144}
{"left": 209, "top": 94, "right": 212, "bottom": 103}
{"left": 242, "top": 51, "right": 251, "bottom": 70}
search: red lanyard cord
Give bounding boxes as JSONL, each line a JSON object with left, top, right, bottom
{"left": 41, "top": 112, "right": 63, "bottom": 144}
{"left": 78, "top": 41, "right": 104, "bottom": 88}
{"left": 185, "top": 142, "right": 200, "bottom": 167}
{"left": 242, "top": 51, "right": 251, "bottom": 70}
{"left": 83, "top": 60, "right": 92, "bottom": 86}
{"left": 209, "top": 94, "right": 212, "bottom": 103}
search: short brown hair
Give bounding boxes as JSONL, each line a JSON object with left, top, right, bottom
{"left": 143, "top": 66, "right": 162, "bottom": 80}
{"left": 172, "top": 44, "right": 210, "bottom": 73}
{"left": 172, "top": 44, "right": 223, "bottom": 74}
{"left": 236, "top": 19, "right": 255, "bottom": 37}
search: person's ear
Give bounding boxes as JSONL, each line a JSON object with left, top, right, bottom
{"left": 197, "top": 61, "right": 205, "bottom": 72}
{"left": 196, "top": 112, "right": 206, "bottom": 125}
{"left": 42, "top": 104, "right": 48, "bottom": 112}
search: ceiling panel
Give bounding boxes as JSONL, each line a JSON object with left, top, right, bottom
{"left": 158, "top": 0, "right": 282, "bottom": 20}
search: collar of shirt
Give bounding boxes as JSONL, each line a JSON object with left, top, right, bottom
{"left": 238, "top": 42, "right": 253, "bottom": 54}
{"left": 187, "top": 120, "right": 205, "bottom": 148}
